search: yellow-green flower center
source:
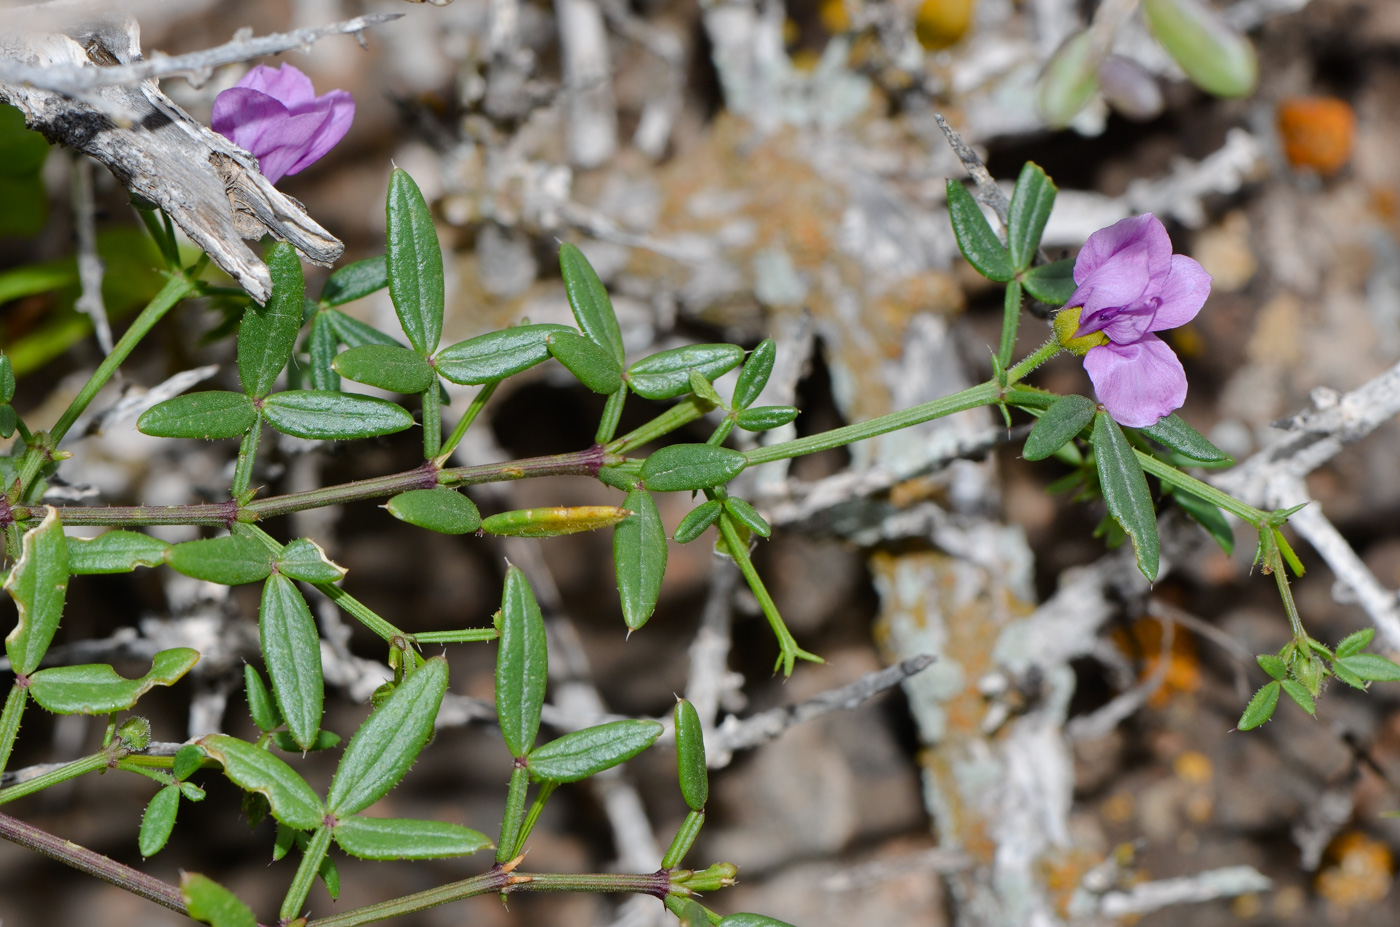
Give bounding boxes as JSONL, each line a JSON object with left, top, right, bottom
{"left": 1053, "top": 307, "right": 1110, "bottom": 356}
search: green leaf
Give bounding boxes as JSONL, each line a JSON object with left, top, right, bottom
{"left": 276, "top": 538, "right": 347, "bottom": 584}
{"left": 1237, "top": 681, "right": 1280, "bottom": 731}
{"left": 1142, "top": 0, "right": 1257, "bottom": 98}
{"left": 1036, "top": 30, "right": 1100, "bottom": 128}
{"left": 1138, "top": 414, "right": 1230, "bottom": 463}
{"left": 1293, "top": 651, "right": 1323, "bottom": 697}
{"left": 1280, "top": 678, "right": 1316, "bottom": 716}
{"left": 181, "top": 873, "right": 257, "bottom": 927}
{"left": 1021, "top": 258, "right": 1077, "bottom": 305}
{"left": 559, "top": 242, "right": 625, "bottom": 365}
{"left": 641, "top": 444, "right": 747, "bottom": 493}
{"left": 1337, "top": 654, "right": 1400, "bottom": 682}
{"left": 481, "top": 506, "right": 631, "bottom": 538}
{"left": 386, "top": 488, "right": 482, "bottom": 535}
{"left": 173, "top": 744, "right": 204, "bottom": 781}
{"left": 945, "top": 179, "right": 1013, "bottom": 282}
{"left": 1255, "top": 654, "right": 1287, "bottom": 682}
{"left": 320, "top": 255, "right": 388, "bottom": 308}
{"left": 723, "top": 497, "right": 770, "bottom": 538}
{"left": 332, "top": 816, "right": 492, "bottom": 860}
{"left": 167, "top": 535, "right": 273, "bottom": 586}
{"left": 548, "top": 329, "right": 624, "bottom": 394}
{"left": 245, "top": 664, "right": 283, "bottom": 733}
{"left": 67, "top": 530, "right": 170, "bottom": 574}
{"left": 688, "top": 371, "right": 724, "bottom": 407}
{"left": 734, "top": 406, "right": 799, "bottom": 432}
{"left": 676, "top": 899, "right": 713, "bottom": 927}
{"left": 597, "top": 465, "right": 640, "bottom": 492}
{"left": 4, "top": 507, "right": 69, "bottom": 675}
{"left": 0, "top": 354, "right": 14, "bottom": 404}
{"left": 197, "top": 734, "right": 324, "bottom": 830}
{"left": 673, "top": 500, "right": 723, "bottom": 543}
{"left": 1335, "top": 628, "right": 1375, "bottom": 659}
{"left": 717, "top": 915, "right": 798, "bottom": 927}
{"left": 626, "top": 344, "right": 746, "bottom": 401}
{"left": 433, "top": 324, "right": 573, "bottom": 385}
{"left": 332, "top": 344, "right": 436, "bottom": 394}
{"left": 1331, "top": 659, "right": 1368, "bottom": 690}
{"left": 139, "top": 785, "right": 181, "bottom": 857}
{"left": 319, "top": 851, "right": 341, "bottom": 900}
{"left": 271, "top": 730, "right": 341, "bottom": 752}
{"left": 496, "top": 566, "right": 547, "bottom": 758}
{"left": 386, "top": 169, "right": 444, "bottom": 354}
{"left": 262, "top": 390, "right": 413, "bottom": 440}
{"left": 1023, "top": 394, "right": 1095, "bottom": 461}
{"left": 137, "top": 391, "right": 258, "bottom": 440}
{"left": 1171, "top": 489, "right": 1234, "bottom": 555}
{"left": 1007, "top": 163, "right": 1056, "bottom": 273}
{"left": 0, "top": 404, "right": 14, "bottom": 439}
{"left": 324, "top": 309, "right": 402, "bottom": 349}
{"left": 326, "top": 656, "right": 448, "bottom": 816}
{"left": 613, "top": 488, "right": 668, "bottom": 631}
{"left": 674, "top": 698, "right": 708, "bottom": 812}
{"left": 260, "top": 575, "right": 325, "bottom": 752}
{"left": 239, "top": 243, "right": 305, "bottom": 398}
{"left": 732, "top": 338, "right": 776, "bottom": 410}
{"left": 307, "top": 313, "right": 340, "bottom": 391}
{"left": 28, "top": 648, "right": 200, "bottom": 714}
{"left": 527, "top": 719, "right": 663, "bottom": 783}
{"left": 1092, "top": 413, "right": 1159, "bottom": 582}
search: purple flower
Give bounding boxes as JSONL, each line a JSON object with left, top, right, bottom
{"left": 212, "top": 64, "right": 354, "bottom": 184}
{"left": 1054, "top": 213, "right": 1212, "bottom": 428}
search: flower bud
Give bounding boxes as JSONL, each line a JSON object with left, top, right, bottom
{"left": 1053, "top": 307, "right": 1110, "bottom": 356}
{"left": 1097, "top": 56, "right": 1164, "bottom": 122}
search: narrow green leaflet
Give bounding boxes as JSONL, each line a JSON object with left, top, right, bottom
{"left": 167, "top": 535, "right": 273, "bottom": 586}
{"left": 245, "top": 664, "right": 283, "bottom": 733}
{"left": 4, "top": 507, "right": 69, "bottom": 675}
{"left": 139, "top": 785, "right": 181, "bottom": 857}
{"left": 0, "top": 404, "right": 14, "bottom": 439}
{"left": 324, "top": 308, "right": 402, "bottom": 349}
{"left": 734, "top": 406, "right": 799, "bottom": 432}
{"left": 1255, "top": 654, "right": 1287, "bottom": 682}
{"left": 1336, "top": 654, "right": 1400, "bottom": 682}
{"left": 173, "top": 745, "right": 204, "bottom": 781}
{"left": 333, "top": 344, "right": 436, "bottom": 394}
{"left": 677, "top": 900, "right": 712, "bottom": 927}
{"left": 641, "top": 444, "right": 747, "bottom": 493}
{"left": 1092, "top": 413, "right": 1160, "bottom": 582}
{"left": 496, "top": 566, "right": 547, "bottom": 757}
{"left": 1142, "top": 0, "right": 1257, "bottom": 98}
{"left": 527, "top": 719, "right": 663, "bottom": 783}
{"left": 1023, "top": 394, "right": 1095, "bottom": 461}
{"left": 1138, "top": 414, "right": 1230, "bottom": 463}
{"left": 307, "top": 313, "right": 340, "bottom": 391}
{"left": 673, "top": 500, "right": 722, "bottom": 543}
{"left": 1237, "top": 681, "right": 1280, "bottom": 731}
{"left": 181, "top": 873, "right": 257, "bottom": 927}
{"left": 1022, "top": 258, "right": 1076, "bottom": 305}
{"left": 548, "top": 329, "right": 624, "bottom": 394}
{"left": 276, "top": 538, "right": 347, "bottom": 584}
{"left": 732, "top": 338, "right": 776, "bottom": 410}
{"left": 67, "top": 530, "right": 171, "bottom": 574}
{"left": 320, "top": 255, "right": 388, "bottom": 308}
{"left": 1335, "top": 629, "right": 1375, "bottom": 659}
{"left": 386, "top": 169, "right": 445, "bottom": 354}
{"left": 239, "top": 243, "right": 305, "bottom": 398}
{"left": 626, "top": 344, "right": 745, "bottom": 401}
{"left": 197, "top": 734, "right": 324, "bottom": 830}
{"left": 28, "top": 647, "right": 200, "bottom": 714}
{"left": 723, "top": 497, "right": 770, "bottom": 538}
{"left": 718, "top": 915, "right": 799, "bottom": 927}
{"left": 386, "top": 488, "right": 482, "bottom": 535}
{"left": 674, "top": 699, "right": 707, "bottom": 812}
{"left": 1007, "top": 162, "right": 1056, "bottom": 273}
{"left": 1280, "top": 678, "right": 1316, "bottom": 715}
{"left": 260, "top": 574, "right": 325, "bottom": 752}
{"left": 434, "top": 324, "right": 573, "bottom": 384}
{"left": 262, "top": 390, "right": 413, "bottom": 440}
{"left": 0, "top": 354, "right": 13, "bottom": 403}
{"left": 326, "top": 657, "right": 449, "bottom": 816}
{"left": 482, "top": 506, "right": 631, "bottom": 538}
{"left": 559, "top": 242, "right": 625, "bottom": 365}
{"left": 613, "top": 488, "right": 667, "bottom": 631}
{"left": 332, "top": 816, "right": 492, "bottom": 860}
{"left": 945, "top": 179, "right": 1013, "bottom": 282}
{"left": 271, "top": 730, "right": 341, "bottom": 752}
{"left": 137, "top": 391, "right": 258, "bottom": 440}
{"left": 1171, "top": 489, "right": 1234, "bottom": 555}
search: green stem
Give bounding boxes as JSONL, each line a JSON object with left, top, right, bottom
{"left": 715, "top": 513, "right": 821, "bottom": 676}
{"left": 496, "top": 765, "right": 530, "bottom": 865}
{"left": 998, "top": 280, "right": 1022, "bottom": 371}
{"left": 0, "top": 750, "right": 109, "bottom": 805}
{"left": 434, "top": 380, "right": 499, "bottom": 467}
{"left": 596, "top": 388, "right": 626, "bottom": 445}
{"left": 230, "top": 420, "right": 262, "bottom": 501}
{"left": 606, "top": 397, "right": 712, "bottom": 455}
{"left": 413, "top": 628, "right": 499, "bottom": 644}
{"left": 422, "top": 383, "right": 441, "bottom": 460}
{"left": 0, "top": 686, "right": 27, "bottom": 778}
{"left": 1004, "top": 338, "right": 1063, "bottom": 384}
{"left": 280, "top": 825, "right": 333, "bottom": 923}
{"left": 49, "top": 274, "right": 196, "bottom": 446}
{"left": 1133, "top": 451, "right": 1266, "bottom": 526}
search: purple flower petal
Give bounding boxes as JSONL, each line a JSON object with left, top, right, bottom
{"left": 1074, "top": 213, "right": 1173, "bottom": 284}
{"left": 1083, "top": 335, "right": 1187, "bottom": 428}
{"left": 1145, "top": 254, "right": 1212, "bottom": 332}
{"left": 237, "top": 64, "right": 317, "bottom": 108}
{"left": 282, "top": 90, "right": 354, "bottom": 177}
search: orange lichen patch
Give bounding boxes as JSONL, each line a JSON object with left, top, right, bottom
{"left": 1112, "top": 618, "right": 1201, "bottom": 707}
{"left": 1172, "top": 750, "right": 1213, "bottom": 785}
{"left": 1316, "top": 832, "right": 1394, "bottom": 910}
{"left": 914, "top": 0, "right": 975, "bottom": 50}
{"left": 1037, "top": 847, "right": 1105, "bottom": 919}
{"left": 1277, "top": 96, "right": 1357, "bottom": 176}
